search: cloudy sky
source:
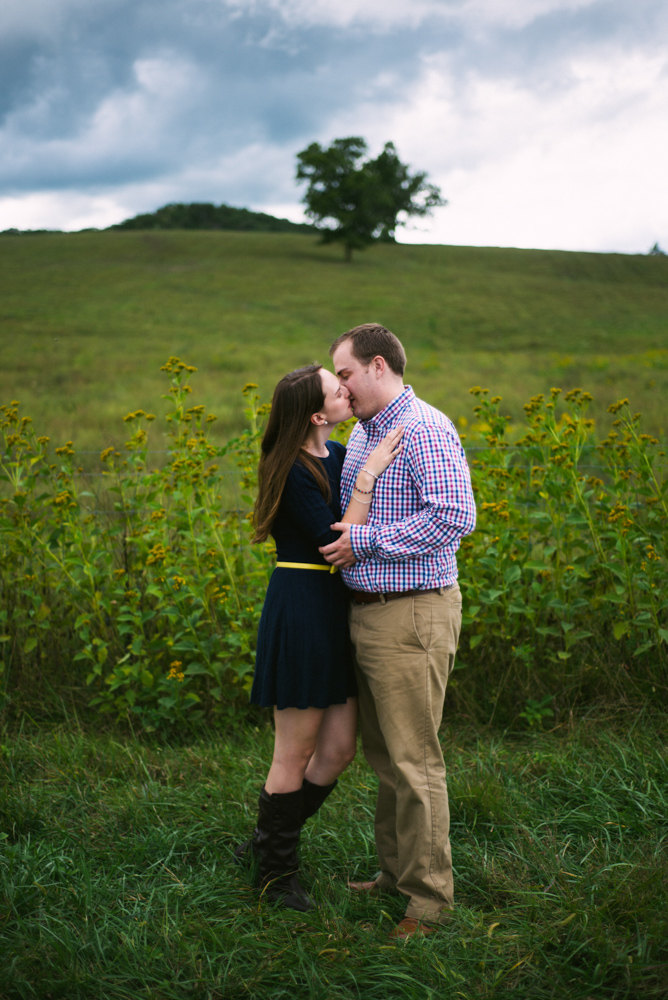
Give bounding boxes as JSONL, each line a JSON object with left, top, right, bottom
{"left": 1, "top": 0, "right": 667, "bottom": 251}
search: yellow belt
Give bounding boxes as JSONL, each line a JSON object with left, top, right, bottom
{"left": 276, "top": 561, "right": 339, "bottom": 574}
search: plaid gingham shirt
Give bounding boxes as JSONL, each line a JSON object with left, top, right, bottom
{"left": 341, "top": 386, "right": 476, "bottom": 592}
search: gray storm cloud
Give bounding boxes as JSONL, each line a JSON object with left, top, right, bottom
{"left": 0, "top": 0, "right": 433, "bottom": 198}
{"left": 0, "top": 0, "right": 666, "bottom": 246}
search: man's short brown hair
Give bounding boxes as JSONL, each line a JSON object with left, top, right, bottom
{"left": 329, "top": 323, "right": 406, "bottom": 377}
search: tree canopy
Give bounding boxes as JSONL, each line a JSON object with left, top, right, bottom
{"left": 296, "top": 137, "right": 446, "bottom": 260}
{"left": 108, "top": 202, "right": 314, "bottom": 234}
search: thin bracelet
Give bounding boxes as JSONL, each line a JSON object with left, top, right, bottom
{"left": 353, "top": 484, "right": 374, "bottom": 495}
{"left": 351, "top": 495, "right": 373, "bottom": 504}
{"left": 361, "top": 468, "right": 379, "bottom": 480}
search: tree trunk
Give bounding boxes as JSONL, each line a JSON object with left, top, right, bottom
{"left": 344, "top": 243, "right": 353, "bottom": 263}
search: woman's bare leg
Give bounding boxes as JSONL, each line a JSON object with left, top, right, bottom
{"left": 265, "top": 706, "right": 324, "bottom": 794}
{"left": 264, "top": 697, "right": 358, "bottom": 794}
{"left": 304, "top": 697, "right": 357, "bottom": 786}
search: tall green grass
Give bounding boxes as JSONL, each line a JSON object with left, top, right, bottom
{"left": 1, "top": 231, "right": 666, "bottom": 456}
{"left": 1, "top": 716, "right": 666, "bottom": 999}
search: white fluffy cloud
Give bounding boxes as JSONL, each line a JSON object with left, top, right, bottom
{"left": 325, "top": 45, "right": 668, "bottom": 251}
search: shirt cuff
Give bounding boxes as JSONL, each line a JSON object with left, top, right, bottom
{"left": 349, "top": 524, "right": 377, "bottom": 559}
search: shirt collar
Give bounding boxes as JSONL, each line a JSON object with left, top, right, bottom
{"left": 360, "top": 385, "right": 415, "bottom": 434}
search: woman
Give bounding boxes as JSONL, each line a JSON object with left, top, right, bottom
{"left": 235, "top": 363, "right": 403, "bottom": 912}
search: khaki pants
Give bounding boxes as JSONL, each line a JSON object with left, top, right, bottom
{"left": 349, "top": 585, "right": 462, "bottom": 925}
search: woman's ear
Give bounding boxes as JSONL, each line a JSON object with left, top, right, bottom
{"left": 310, "top": 412, "right": 327, "bottom": 426}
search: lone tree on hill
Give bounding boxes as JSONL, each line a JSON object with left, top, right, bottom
{"left": 296, "top": 137, "right": 446, "bottom": 261}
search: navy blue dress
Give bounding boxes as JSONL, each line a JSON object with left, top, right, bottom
{"left": 250, "top": 440, "right": 357, "bottom": 710}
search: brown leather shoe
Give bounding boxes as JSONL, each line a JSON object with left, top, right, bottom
{"left": 388, "top": 917, "right": 437, "bottom": 940}
{"left": 347, "top": 880, "right": 381, "bottom": 893}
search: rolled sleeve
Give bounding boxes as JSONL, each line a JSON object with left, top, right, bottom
{"left": 349, "top": 523, "right": 377, "bottom": 559}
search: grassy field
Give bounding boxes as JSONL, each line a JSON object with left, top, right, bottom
{"left": 1, "top": 715, "right": 666, "bottom": 999}
{"left": 2, "top": 233, "right": 666, "bottom": 998}
{"left": 1, "top": 231, "right": 667, "bottom": 459}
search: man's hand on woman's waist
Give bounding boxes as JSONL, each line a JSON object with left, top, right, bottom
{"left": 319, "top": 523, "right": 356, "bottom": 568}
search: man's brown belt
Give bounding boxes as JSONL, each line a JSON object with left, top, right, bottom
{"left": 348, "top": 586, "right": 447, "bottom": 605}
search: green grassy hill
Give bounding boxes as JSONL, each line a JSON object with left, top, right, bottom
{"left": 1, "top": 230, "right": 666, "bottom": 455}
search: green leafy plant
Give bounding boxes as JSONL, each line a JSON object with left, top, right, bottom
{"left": 0, "top": 361, "right": 273, "bottom": 731}
{"left": 456, "top": 387, "right": 667, "bottom": 723}
{"left": 519, "top": 695, "right": 555, "bottom": 729}
{"left": 0, "top": 373, "right": 665, "bottom": 729}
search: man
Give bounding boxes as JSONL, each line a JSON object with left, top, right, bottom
{"left": 319, "top": 323, "right": 476, "bottom": 939}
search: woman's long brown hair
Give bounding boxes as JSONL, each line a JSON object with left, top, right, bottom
{"left": 253, "top": 364, "right": 332, "bottom": 543}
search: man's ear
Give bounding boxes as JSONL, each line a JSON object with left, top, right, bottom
{"left": 371, "top": 355, "right": 386, "bottom": 379}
